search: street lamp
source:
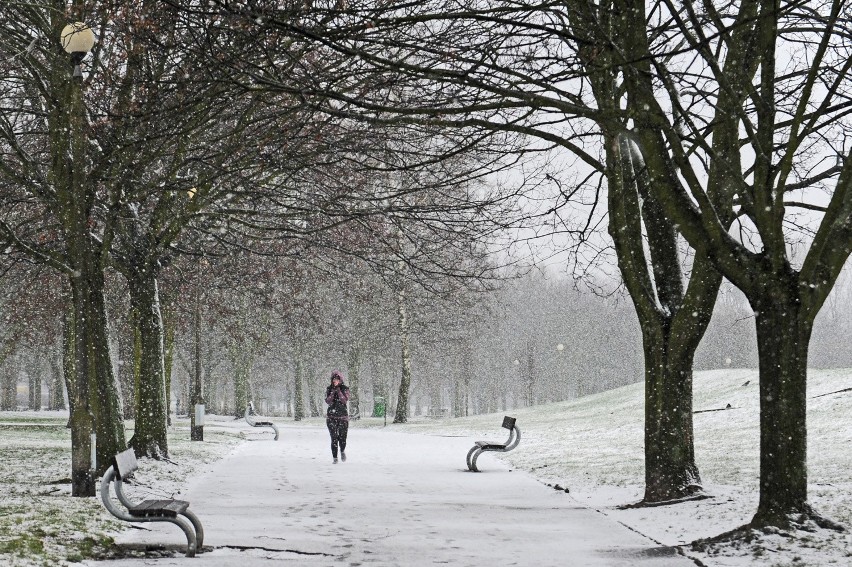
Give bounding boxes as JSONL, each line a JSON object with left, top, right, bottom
{"left": 185, "top": 186, "right": 206, "bottom": 439}
{"left": 183, "top": 187, "right": 207, "bottom": 439}
{"left": 556, "top": 343, "right": 575, "bottom": 399}
{"left": 61, "top": 20, "right": 97, "bottom": 497}
{"left": 60, "top": 22, "right": 95, "bottom": 79}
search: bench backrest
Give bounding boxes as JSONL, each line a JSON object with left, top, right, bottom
{"left": 502, "top": 416, "right": 516, "bottom": 430}
{"left": 114, "top": 448, "right": 139, "bottom": 480}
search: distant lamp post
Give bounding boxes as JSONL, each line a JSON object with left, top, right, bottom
{"left": 190, "top": 257, "right": 206, "bottom": 441}
{"left": 187, "top": 181, "right": 204, "bottom": 440}
{"left": 556, "top": 343, "right": 574, "bottom": 399}
{"left": 60, "top": 22, "right": 95, "bottom": 78}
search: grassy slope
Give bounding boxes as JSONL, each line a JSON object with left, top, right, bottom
{"left": 392, "top": 367, "right": 852, "bottom": 566}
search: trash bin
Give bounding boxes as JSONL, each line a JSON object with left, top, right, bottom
{"left": 373, "top": 396, "right": 386, "bottom": 418}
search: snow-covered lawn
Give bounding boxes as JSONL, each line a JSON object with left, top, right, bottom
{"left": 0, "top": 413, "right": 242, "bottom": 566}
{"left": 1, "top": 367, "right": 850, "bottom": 566}
{"left": 393, "top": 367, "right": 852, "bottom": 566}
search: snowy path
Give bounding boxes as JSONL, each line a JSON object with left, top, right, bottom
{"left": 89, "top": 425, "right": 694, "bottom": 567}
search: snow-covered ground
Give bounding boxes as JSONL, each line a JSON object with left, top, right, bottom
{"left": 1, "top": 367, "right": 851, "bottom": 566}
{"left": 87, "top": 424, "right": 694, "bottom": 567}
{"left": 393, "top": 367, "right": 852, "bottom": 566}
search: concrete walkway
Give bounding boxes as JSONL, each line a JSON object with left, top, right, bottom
{"left": 89, "top": 425, "right": 694, "bottom": 567}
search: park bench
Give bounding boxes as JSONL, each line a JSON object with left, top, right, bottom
{"left": 425, "top": 407, "right": 450, "bottom": 419}
{"left": 99, "top": 448, "right": 204, "bottom": 557}
{"left": 245, "top": 402, "right": 280, "bottom": 440}
{"left": 465, "top": 416, "right": 521, "bottom": 472}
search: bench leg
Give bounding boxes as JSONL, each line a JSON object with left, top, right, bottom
{"left": 270, "top": 423, "right": 279, "bottom": 441}
{"left": 182, "top": 509, "right": 204, "bottom": 550}
{"left": 466, "top": 446, "right": 482, "bottom": 472}
{"left": 160, "top": 516, "right": 197, "bottom": 557}
{"left": 471, "top": 448, "right": 485, "bottom": 472}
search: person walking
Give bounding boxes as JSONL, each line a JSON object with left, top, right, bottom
{"left": 325, "top": 370, "right": 350, "bottom": 463}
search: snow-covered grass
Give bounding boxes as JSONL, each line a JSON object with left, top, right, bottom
{"left": 0, "top": 412, "right": 241, "bottom": 566}
{"left": 1, "top": 368, "right": 851, "bottom": 566}
{"left": 388, "top": 367, "right": 852, "bottom": 566}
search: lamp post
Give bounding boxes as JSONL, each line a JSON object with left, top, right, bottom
{"left": 556, "top": 343, "right": 574, "bottom": 400}
{"left": 61, "top": 21, "right": 97, "bottom": 497}
{"left": 187, "top": 191, "right": 205, "bottom": 441}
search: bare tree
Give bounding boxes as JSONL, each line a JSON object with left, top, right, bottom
{"left": 166, "top": 0, "right": 852, "bottom": 529}
{"left": 608, "top": 0, "right": 852, "bottom": 530}
{"left": 168, "top": 0, "right": 717, "bottom": 505}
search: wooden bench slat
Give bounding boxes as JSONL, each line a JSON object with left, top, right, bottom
{"left": 475, "top": 441, "right": 507, "bottom": 449}
{"left": 128, "top": 499, "right": 189, "bottom": 517}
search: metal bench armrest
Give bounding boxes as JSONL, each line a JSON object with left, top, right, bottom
{"left": 99, "top": 456, "right": 204, "bottom": 557}
{"left": 504, "top": 425, "right": 521, "bottom": 451}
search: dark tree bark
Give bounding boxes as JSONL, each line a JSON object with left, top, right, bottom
{"left": 608, "top": 136, "right": 716, "bottom": 502}
{"left": 393, "top": 286, "right": 412, "bottom": 423}
{"left": 0, "top": 367, "right": 14, "bottom": 411}
{"left": 750, "top": 276, "right": 810, "bottom": 524}
{"left": 49, "top": 353, "right": 67, "bottom": 411}
{"left": 233, "top": 359, "right": 251, "bottom": 419}
{"left": 293, "top": 346, "right": 306, "bottom": 421}
{"left": 612, "top": 0, "right": 852, "bottom": 528}
{"left": 61, "top": 61, "right": 126, "bottom": 490}
{"left": 127, "top": 265, "right": 169, "bottom": 458}
{"left": 347, "top": 346, "right": 361, "bottom": 415}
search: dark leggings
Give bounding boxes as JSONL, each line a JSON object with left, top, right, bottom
{"left": 326, "top": 419, "right": 348, "bottom": 458}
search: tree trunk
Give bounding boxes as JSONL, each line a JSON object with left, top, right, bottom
{"left": 62, "top": 300, "right": 76, "bottom": 425}
{"left": 28, "top": 358, "right": 41, "bottom": 411}
{"left": 293, "top": 356, "right": 305, "bottom": 421}
{"left": 525, "top": 341, "right": 535, "bottom": 406}
{"left": 308, "top": 380, "right": 320, "bottom": 418}
{"left": 347, "top": 346, "right": 361, "bottom": 415}
{"left": 67, "top": 278, "right": 95, "bottom": 497}
{"left": 70, "top": 268, "right": 127, "bottom": 479}
{"left": 49, "top": 354, "right": 67, "bottom": 411}
{"left": 608, "top": 133, "right": 721, "bottom": 504}
{"left": 57, "top": 52, "right": 125, "bottom": 492}
{"left": 393, "top": 287, "right": 412, "bottom": 423}
{"left": 641, "top": 323, "right": 702, "bottom": 502}
{"left": 453, "top": 375, "right": 462, "bottom": 418}
{"left": 127, "top": 270, "right": 169, "bottom": 458}
{"left": 117, "top": 308, "right": 137, "bottom": 421}
{"left": 0, "top": 367, "right": 14, "bottom": 410}
{"left": 233, "top": 357, "right": 250, "bottom": 419}
{"left": 163, "top": 310, "right": 176, "bottom": 425}
{"left": 190, "top": 282, "right": 204, "bottom": 439}
{"left": 749, "top": 287, "right": 810, "bottom": 527}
